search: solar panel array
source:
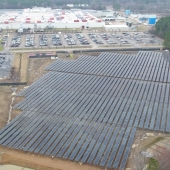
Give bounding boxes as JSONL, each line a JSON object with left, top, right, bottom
{"left": 0, "top": 51, "right": 170, "bottom": 169}
{"left": 46, "top": 51, "right": 170, "bottom": 83}
{"left": 0, "top": 111, "right": 136, "bottom": 169}
{"left": 14, "top": 72, "right": 170, "bottom": 132}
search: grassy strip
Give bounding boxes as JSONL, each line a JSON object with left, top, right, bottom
{"left": 0, "top": 41, "right": 3, "bottom": 51}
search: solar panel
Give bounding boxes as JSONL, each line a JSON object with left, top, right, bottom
{"left": 0, "top": 51, "right": 170, "bottom": 169}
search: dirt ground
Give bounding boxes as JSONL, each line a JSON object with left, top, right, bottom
{"left": 0, "top": 146, "right": 102, "bottom": 170}
{"left": 0, "top": 86, "right": 13, "bottom": 129}
{"left": 127, "top": 129, "right": 169, "bottom": 169}
{"left": 12, "top": 53, "right": 29, "bottom": 82}
{"left": 137, "top": 25, "right": 151, "bottom": 32}
{"left": 27, "top": 52, "right": 100, "bottom": 85}
{"left": 0, "top": 52, "right": 29, "bottom": 129}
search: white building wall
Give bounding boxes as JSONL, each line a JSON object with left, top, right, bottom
{"left": 0, "top": 23, "right": 34, "bottom": 29}
{"left": 22, "top": 23, "right": 35, "bottom": 28}
{"left": 52, "top": 23, "right": 82, "bottom": 28}
{"left": 104, "top": 25, "right": 129, "bottom": 31}
{"left": 91, "top": 11, "right": 102, "bottom": 17}
{"left": 0, "top": 24, "right": 11, "bottom": 29}
{"left": 101, "top": 11, "right": 113, "bottom": 17}
{"left": 88, "top": 22, "right": 104, "bottom": 27}
{"left": 0, "top": 23, "right": 20, "bottom": 29}
{"left": 36, "top": 23, "right": 49, "bottom": 28}
{"left": 138, "top": 14, "right": 156, "bottom": 19}
{"left": 131, "top": 14, "right": 138, "bottom": 18}
{"left": 86, "top": 10, "right": 114, "bottom": 17}
{"left": 2, "top": 22, "right": 104, "bottom": 29}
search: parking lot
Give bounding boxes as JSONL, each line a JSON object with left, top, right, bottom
{"left": 0, "top": 52, "right": 14, "bottom": 79}
{"left": 1, "top": 35, "right": 8, "bottom": 46}
{"left": 6, "top": 31, "right": 162, "bottom": 49}
{"left": 88, "top": 32, "right": 162, "bottom": 47}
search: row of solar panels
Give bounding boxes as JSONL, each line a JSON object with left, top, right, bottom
{"left": 47, "top": 51, "right": 165, "bottom": 71}
{"left": 46, "top": 51, "right": 170, "bottom": 82}
{"left": 15, "top": 72, "right": 170, "bottom": 133}
{"left": 18, "top": 72, "right": 170, "bottom": 105}
{"left": 0, "top": 110, "right": 136, "bottom": 169}
{"left": 15, "top": 91, "right": 170, "bottom": 133}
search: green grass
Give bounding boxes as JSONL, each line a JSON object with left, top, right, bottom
{"left": 137, "top": 25, "right": 150, "bottom": 32}
{"left": 148, "top": 158, "right": 159, "bottom": 170}
{"left": 0, "top": 41, "right": 3, "bottom": 51}
{"left": 0, "top": 46, "right": 3, "bottom": 51}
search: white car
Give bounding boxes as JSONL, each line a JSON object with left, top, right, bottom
{"left": 64, "top": 35, "right": 68, "bottom": 38}
{"left": 107, "top": 41, "right": 117, "bottom": 44}
{"left": 122, "top": 41, "right": 129, "bottom": 44}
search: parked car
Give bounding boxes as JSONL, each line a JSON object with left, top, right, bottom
{"left": 39, "top": 34, "right": 48, "bottom": 46}
{"left": 11, "top": 35, "right": 21, "bottom": 47}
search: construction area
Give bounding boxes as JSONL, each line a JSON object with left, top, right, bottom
{"left": 0, "top": 50, "right": 170, "bottom": 170}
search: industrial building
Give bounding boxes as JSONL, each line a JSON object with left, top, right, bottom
{"left": 0, "top": 7, "right": 130, "bottom": 30}
{"left": 0, "top": 7, "right": 104, "bottom": 29}
{"left": 125, "top": 10, "right": 130, "bottom": 16}
{"left": 87, "top": 10, "right": 114, "bottom": 17}
{"left": 66, "top": 4, "right": 89, "bottom": 8}
{"left": 138, "top": 14, "right": 157, "bottom": 24}
{"left": 130, "top": 13, "right": 157, "bottom": 25}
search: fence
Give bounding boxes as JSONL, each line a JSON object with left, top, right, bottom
{"left": 0, "top": 82, "right": 27, "bottom": 86}
{"left": 73, "top": 47, "right": 161, "bottom": 53}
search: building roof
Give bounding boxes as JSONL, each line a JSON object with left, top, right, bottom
{"left": 0, "top": 8, "right": 102, "bottom": 24}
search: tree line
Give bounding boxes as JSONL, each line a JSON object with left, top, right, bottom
{"left": 153, "top": 16, "right": 170, "bottom": 50}
{"left": 0, "top": 0, "right": 170, "bottom": 11}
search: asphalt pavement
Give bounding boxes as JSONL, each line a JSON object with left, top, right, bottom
{"left": 0, "top": 53, "right": 14, "bottom": 79}
{"left": 5, "top": 32, "right": 162, "bottom": 50}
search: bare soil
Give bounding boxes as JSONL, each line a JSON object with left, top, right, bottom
{"left": 137, "top": 25, "right": 151, "bottom": 32}
{"left": 126, "top": 129, "right": 167, "bottom": 169}
{"left": 12, "top": 53, "right": 29, "bottom": 82}
{"left": 0, "top": 146, "right": 102, "bottom": 170}
{"left": 0, "top": 86, "right": 12, "bottom": 129}
{"left": 27, "top": 52, "right": 100, "bottom": 85}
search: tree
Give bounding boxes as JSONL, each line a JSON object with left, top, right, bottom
{"left": 113, "top": 3, "right": 121, "bottom": 10}
{"left": 163, "top": 30, "right": 170, "bottom": 50}
{"left": 73, "top": 0, "right": 78, "bottom": 5}
{"left": 139, "top": 5, "right": 145, "bottom": 10}
{"left": 154, "top": 16, "right": 170, "bottom": 38}
{"left": 148, "top": 158, "right": 159, "bottom": 170}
